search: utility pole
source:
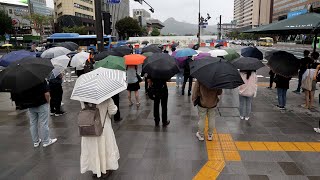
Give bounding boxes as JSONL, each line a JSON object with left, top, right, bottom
{"left": 198, "top": 0, "right": 201, "bottom": 45}
{"left": 218, "top": 15, "right": 222, "bottom": 40}
{"left": 95, "top": 0, "right": 104, "bottom": 52}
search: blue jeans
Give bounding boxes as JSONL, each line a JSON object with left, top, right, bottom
{"left": 277, "top": 88, "right": 287, "bottom": 107}
{"left": 28, "top": 103, "right": 50, "bottom": 144}
{"left": 176, "top": 72, "right": 184, "bottom": 87}
{"left": 239, "top": 95, "right": 253, "bottom": 117}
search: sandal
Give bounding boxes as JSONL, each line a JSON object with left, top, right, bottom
{"left": 136, "top": 102, "right": 141, "bottom": 107}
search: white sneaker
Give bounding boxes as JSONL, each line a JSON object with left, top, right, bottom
{"left": 240, "top": 116, "right": 244, "bottom": 120}
{"left": 196, "top": 132, "right": 205, "bottom": 141}
{"left": 43, "top": 138, "right": 57, "bottom": 147}
{"left": 314, "top": 128, "right": 320, "bottom": 133}
{"left": 208, "top": 134, "right": 213, "bottom": 141}
{"left": 245, "top": 117, "right": 250, "bottom": 121}
{"left": 34, "top": 139, "right": 41, "bottom": 148}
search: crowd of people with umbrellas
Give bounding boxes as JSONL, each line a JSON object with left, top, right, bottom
{"left": 0, "top": 40, "right": 320, "bottom": 177}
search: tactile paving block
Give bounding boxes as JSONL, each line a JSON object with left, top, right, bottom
{"left": 264, "top": 142, "right": 284, "bottom": 151}
{"left": 206, "top": 161, "right": 225, "bottom": 172}
{"left": 218, "top": 134, "right": 233, "bottom": 141}
{"left": 308, "top": 142, "right": 320, "bottom": 151}
{"left": 293, "top": 142, "right": 316, "bottom": 152}
{"left": 220, "top": 141, "right": 237, "bottom": 151}
{"left": 235, "top": 141, "right": 253, "bottom": 151}
{"left": 206, "top": 141, "right": 222, "bottom": 150}
{"left": 249, "top": 142, "right": 268, "bottom": 151}
{"left": 278, "top": 142, "right": 299, "bottom": 151}
{"left": 223, "top": 151, "right": 241, "bottom": 161}
{"left": 207, "top": 150, "right": 224, "bottom": 161}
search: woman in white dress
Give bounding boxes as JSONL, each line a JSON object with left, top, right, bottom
{"left": 80, "top": 98, "right": 120, "bottom": 178}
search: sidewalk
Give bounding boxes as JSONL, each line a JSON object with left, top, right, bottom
{"left": 0, "top": 81, "right": 319, "bottom": 179}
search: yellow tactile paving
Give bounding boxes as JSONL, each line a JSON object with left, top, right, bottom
{"left": 235, "top": 141, "right": 253, "bottom": 151}
{"left": 207, "top": 150, "right": 224, "bottom": 161}
{"left": 200, "top": 165, "right": 220, "bottom": 179}
{"left": 206, "top": 141, "right": 221, "bottom": 150}
{"left": 218, "top": 134, "right": 233, "bottom": 141}
{"left": 223, "top": 151, "right": 241, "bottom": 161}
{"left": 293, "top": 142, "right": 316, "bottom": 152}
{"left": 206, "top": 161, "right": 225, "bottom": 172}
{"left": 278, "top": 142, "right": 300, "bottom": 151}
{"left": 308, "top": 142, "right": 320, "bottom": 151}
{"left": 249, "top": 142, "right": 268, "bottom": 151}
{"left": 220, "top": 141, "right": 237, "bottom": 151}
{"left": 264, "top": 142, "right": 284, "bottom": 151}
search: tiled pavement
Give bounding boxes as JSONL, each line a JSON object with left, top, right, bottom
{"left": 0, "top": 80, "right": 320, "bottom": 180}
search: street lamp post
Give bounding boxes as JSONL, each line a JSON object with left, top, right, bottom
{"left": 198, "top": 0, "right": 201, "bottom": 45}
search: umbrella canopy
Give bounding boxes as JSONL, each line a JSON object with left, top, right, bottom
{"left": 142, "top": 40, "right": 149, "bottom": 45}
{"left": 194, "top": 53, "right": 211, "bottom": 61}
{"left": 172, "top": 51, "right": 188, "bottom": 63}
{"left": 141, "top": 45, "right": 162, "bottom": 53}
{"left": 126, "top": 41, "right": 138, "bottom": 45}
{"left": 171, "top": 43, "right": 179, "bottom": 48}
{"left": 190, "top": 57, "right": 244, "bottom": 89}
{"left": 224, "top": 49, "right": 240, "bottom": 61}
{"left": 175, "top": 48, "right": 198, "bottom": 58}
{"left": 208, "top": 49, "right": 228, "bottom": 57}
{"left": 53, "top": 41, "right": 79, "bottom": 51}
{"left": 1, "top": 44, "right": 13, "bottom": 47}
{"left": 241, "top": 47, "right": 263, "bottom": 60}
{"left": 94, "top": 51, "right": 119, "bottom": 61}
{"left": 111, "top": 46, "right": 132, "bottom": 57}
{"left": 244, "top": 13, "right": 320, "bottom": 34}
{"left": 215, "top": 44, "right": 223, "bottom": 48}
{"left": 51, "top": 55, "right": 70, "bottom": 69}
{"left": 265, "top": 50, "right": 278, "bottom": 60}
{"left": 0, "top": 56, "right": 53, "bottom": 92}
{"left": 70, "top": 52, "right": 89, "bottom": 69}
{"left": 143, "top": 53, "right": 179, "bottom": 80}
{"left": 0, "top": 50, "right": 36, "bottom": 67}
{"left": 70, "top": 68, "right": 127, "bottom": 104}
{"left": 231, "top": 57, "right": 265, "bottom": 71}
{"left": 267, "top": 51, "right": 300, "bottom": 77}
{"left": 124, "top": 54, "right": 146, "bottom": 65}
{"left": 142, "top": 52, "right": 153, "bottom": 57}
{"left": 41, "top": 47, "right": 71, "bottom": 59}
{"left": 94, "top": 55, "right": 125, "bottom": 71}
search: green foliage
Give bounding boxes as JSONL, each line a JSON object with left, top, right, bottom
{"left": 0, "top": 9, "right": 13, "bottom": 35}
{"left": 115, "top": 17, "right": 142, "bottom": 40}
{"left": 24, "top": 14, "right": 53, "bottom": 42}
{"left": 151, "top": 28, "right": 160, "bottom": 36}
{"left": 62, "top": 26, "right": 88, "bottom": 35}
{"left": 140, "top": 26, "right": 148, "bottom": 36}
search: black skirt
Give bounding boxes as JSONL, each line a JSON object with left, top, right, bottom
{"left": 127, "top": 82, "right": 140, "bottom": 91}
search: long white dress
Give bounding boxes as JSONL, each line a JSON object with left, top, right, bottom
{"left": 80, "top": 99, "right": 120, "bottom": 178}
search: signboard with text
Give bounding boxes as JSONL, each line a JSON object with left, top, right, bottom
{"left": 287, "top": 9, "right": 308, "bottom": 19}
{"left": 105, "top": 0, "right": 121, "bottom": 4}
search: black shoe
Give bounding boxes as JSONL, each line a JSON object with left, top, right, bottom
{"left": 182, "top": 92, "right": 184, "bottom": 96}
{"left": 163, "top": 121, "right": 170, "bottom": 127}
{"left": 155, "top": 121, "right": 160, "bottom": 127}
{"left": 188, "top": 91, "right": 191, "bottom": 96}
{"left": 55, "top": 111, "right": 66, "bottom": 117}
{"left": 114, "top": 118, "right": 123, "bottom": 122}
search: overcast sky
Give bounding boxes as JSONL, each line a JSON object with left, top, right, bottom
{"left": 46, "top": 0, "right": 234, "bottom": 24}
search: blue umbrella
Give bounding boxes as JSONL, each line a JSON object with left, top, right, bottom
{"left": 175, "top": 48, "right": 197, "bottom": 58}
{"left": 0, "top": 50, "right": 36, "bottom": 67}
{"left": 241, "top": 47, "right": 263, "bottom": 60}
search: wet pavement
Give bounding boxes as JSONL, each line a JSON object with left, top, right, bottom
{"left": 1, "top": 74, "right": 320, "bottom": 179}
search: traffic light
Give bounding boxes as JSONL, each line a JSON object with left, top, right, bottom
{"left": 103, "top": 12, "right": 112, "bottom": 35}
{"left": 134, "top": 0, "right": 143, "bottom": 4}
{"left": 149, "top": 8, "right": 154, "bottom": 13}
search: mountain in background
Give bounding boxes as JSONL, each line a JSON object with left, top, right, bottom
{"left": 161, "top": 17, "right": 218, "bottom": 36}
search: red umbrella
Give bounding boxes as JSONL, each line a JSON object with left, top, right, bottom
{"left": 124, "top": 54, "right": 146, "bottom": 65}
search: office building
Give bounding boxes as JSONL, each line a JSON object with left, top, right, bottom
{"left": 233, "top": 0, "right": 273, "bottom": 30}
{"left": 133, "top": 9, "right": 151, "bottom": 19}
{"left": 273, "top": 0, "right": 320, "bottom": 22}
{"left": 218, "top": 22, "right": 237, "bottom": 38}
{"left": 132, "top": 9, "right": 164, "bottom": 36}
{"left": 102, "top": 0, "right": 130, "bottom": 37}
{"left": 29, "top": 0, "right": 52, "bottom": 15}
{"left": 54, "top": 0, "right": 96, "bottom": 34}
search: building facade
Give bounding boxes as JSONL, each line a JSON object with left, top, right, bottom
{"left": 54, "top": 0, "right": 96, "bottom": 34}
{"left": 234, "top": 0, "right": 272, "bottom": 30}
{"left": 102, "top": 0, "right": 130, "bottom": 37}
{"left": 29, "top": 0, "right": 52, "bottom": 15}
{"left": 133, "top": 9, "right": 151, "bottom": 19}
{"left": 218, "top": 22, "right": 237, "bottom": 38}
{"left": 273, "top": 0, "right": 320, "bottom": 22}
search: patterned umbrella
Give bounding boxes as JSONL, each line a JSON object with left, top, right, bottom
{"left": 71, "top": 68, "right": 127, "bottom": 104}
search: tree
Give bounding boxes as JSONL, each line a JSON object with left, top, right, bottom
{"left": 0, "top": 9, "right": 13, "bottom": 36}
{"left": 151, "top": 28, "right": 160, "bottom": 36}
{"left": 115, "top": 17, "right": 142, "bottom": 40}
{"left": 62, "top": 26, "right": 88, "bottom": 35}
{"left": 140, "top": 26, "right": 148, "bottom": 36}
{"left": 25, "top": 14, "right": 53, "bottom": 42}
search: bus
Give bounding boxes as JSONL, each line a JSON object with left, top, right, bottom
{"left": 312, "top": 37, "right": 320, "bottom": 49}
{"left": 258, "top": 37, "right": 274, "bottom": 47}
{"left": 47, "top": 33, "right": 118, "bottom": 51}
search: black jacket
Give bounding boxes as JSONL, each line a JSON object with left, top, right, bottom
{"left": 275, "top": 75, "right": 291, "bottom": 89}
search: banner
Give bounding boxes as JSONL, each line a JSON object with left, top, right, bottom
{"left": 105, "top": 0, "right": 121, "bottom": 4}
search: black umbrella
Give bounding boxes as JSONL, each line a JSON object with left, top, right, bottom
{"left": 0, "top": 56, "right": 53, "bottom": 93}
{"left": 215, "top": 44, "right": 223, "bottom": 48}
{"left": 190, "top": 57, "right": 244, "bottom": 89}
{"left": 111, "top": 46, "right": 132, "bottom": 57}
{"left": 171, "top": 43, "right": 179, "bottom": 48}
{"left": 94, "top": 50, "right": 120, "bottom": 61}
{"left": 53, "top": 42, "right": 79, "bottom": 51}
{"left": 267, "top": 51, "right": 300, "bottom": 77}
{"left": 193, "top": 44, "right": 200, "bottom": 50}
{"left": 231, "top": 57, "right": 265, "bottom": 71}
{"left": 141, "top": 45, "right": 162, "bottom": 54}
{"left": 241, "top": 47, "right": 264, "bottom": 60}
{"left": 142, "top": 53, "right": 179, "bottom": 80}
{"left": 265, "top": 50, "right": 278, "bottom": 61}
{"left": 142, "top": 40, "right": 149, "bottom": 45}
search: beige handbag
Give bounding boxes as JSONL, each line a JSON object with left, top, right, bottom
{"left": 78, "top": 104, "right": 108, "bottom": 137}
{"left": 302, "top": 69, "right": 312, "bottom": 91}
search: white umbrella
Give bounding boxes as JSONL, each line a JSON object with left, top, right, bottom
{"left": 70, "top": 52, "right": 89, "bottom": 69}
{"left": 41, "top": 47, "right": 71, "bottom": 59}
{"left": 51, "top": 55, "right": 70, "bottom": 69}
{"left": 71, "top": 68, "right": 127, "bottom": 104}
{"left": 208, "top": 49, "right": 228, "bottom": 57}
